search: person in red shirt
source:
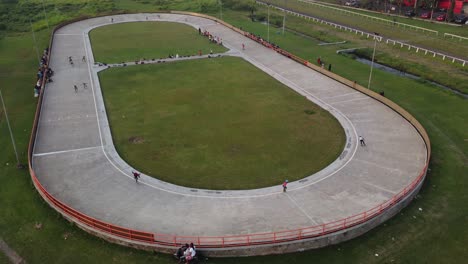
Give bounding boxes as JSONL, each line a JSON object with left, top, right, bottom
{"left": 132, "top": 171, "right": 141, "bottom": 183}
{"left": 282, "top": 180, "right": 288, "bottom": 192}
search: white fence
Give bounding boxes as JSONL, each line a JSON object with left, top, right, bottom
{"left": 444, "top": 33, "right": 468, "bottom": 42}
{"left": 297, "top": 0, "right": 439, "bottom": 35}
{"left": 257, "top": 1, "right": 382, "bottom": 41}
{"left": 386, "top": 39, "right": 467, "bottom": 66}
{"left": 256, "top": 1, "right": 467, "bottom": 67}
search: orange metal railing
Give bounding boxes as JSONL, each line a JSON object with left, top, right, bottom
{"left": 27, "top": 11, "right": 431, "bottom": 249}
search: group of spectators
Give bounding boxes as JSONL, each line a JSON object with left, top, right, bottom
{"left": 34, "top": 47, "right": 53, "bottom": 97}
{"left": 244, "top": 32, "right": 280, "bottom": 50}
{"left": 174, "top": 242, "right": 197, "bottom": 263}
{"left": 243, "top": 31, "right": 335, "bottom": 72}
{"left": 199, "top": 28, "right": 223, "bottom": 46}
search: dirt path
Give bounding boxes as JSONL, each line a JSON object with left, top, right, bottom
{"left": 0, "top": 238, "right": 25, "bottom": 264}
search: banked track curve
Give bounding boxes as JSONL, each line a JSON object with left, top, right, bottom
{"left": 29, "top": 12, "right": 430, "bottom": 256}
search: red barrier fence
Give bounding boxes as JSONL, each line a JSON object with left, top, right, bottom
{"left": 27, "top": 12, "right": 431, "bottom": 249}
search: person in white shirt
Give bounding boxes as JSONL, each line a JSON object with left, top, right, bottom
{"left": 184, "top": 243, "right": 196, "bottom": 263}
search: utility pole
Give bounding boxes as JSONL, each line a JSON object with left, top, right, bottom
{"left": 29, "top": 19, "right": 41, "bottom": 65}
{"left": 0, "top": 89, "right": 21, "bottom": 168}
{"left": 368, "top": 33, "right": 379, "bottom": 90}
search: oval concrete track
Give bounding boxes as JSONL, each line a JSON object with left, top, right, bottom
{"left": 32, "top": 13, "right": 427, "bottom": 254}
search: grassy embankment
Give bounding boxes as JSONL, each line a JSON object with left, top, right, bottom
{"left": 0, "top": 1, "right": 466, "bottom": 263}
{"left": 263, "top": 0, "right": 468, "bottom": 55}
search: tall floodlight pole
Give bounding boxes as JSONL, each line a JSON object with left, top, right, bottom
{"left": 41, "top": 0, "right": 50, "bottom": 30}
{"left": 29, "top": 19, "right": 41, "bottom": 65}
{"left": 368, "top": 33, "right": 379, "bottom": 90}
{"left": 282, "top": 0, "right": 286, "bottom": 35}
{"left": 219, "top": 0, "right": 223, "bottom": 20}
{"left": 0, "top": 89, "right": 21, "bottom": 168}
{"left": 267, "top": 4, "right": 270, "bottom": 42}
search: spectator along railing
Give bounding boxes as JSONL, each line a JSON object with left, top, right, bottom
{"left": 28, "top": 11, "right": 430, "bottom": 250}
{"left": 257, "top": 1, "right": 466, "bottom": 67}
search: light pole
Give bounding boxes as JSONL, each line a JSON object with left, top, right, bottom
{"left": 29, "top": 18, "right": 41, "bottom": 65}
{"left": 0, "top": 89, "right": 21, "bottom": 168}
{"left": 219, "top": 0, "right": 223, "bottom": 20}
{"left": 368, "top": 33, "right": 379, "bottom": 90}
{"left": 282, "top": 0, "right": 286, "bottom": 35}
{"left": 267, "top": 3, "right": 270, "bottom": 42}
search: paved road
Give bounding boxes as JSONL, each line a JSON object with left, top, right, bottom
{"left": 33, "top": 13, "right": 427, "bottom": 238}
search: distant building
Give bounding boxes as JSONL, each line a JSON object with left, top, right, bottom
{"left": 403, "top": 0, "right": 468, "bottom": 14}
{"left": 438, "top": 0, "right": 468, "bottom": 14}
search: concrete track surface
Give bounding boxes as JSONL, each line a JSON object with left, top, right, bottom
{"left": 32, "top": 13, "right": 427, "bottom": 255}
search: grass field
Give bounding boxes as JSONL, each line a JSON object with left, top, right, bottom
{"left": 0, "top": 0, "right": 467, "bottom": 263}
{"left": 226, "top": 6, "right": 468, "bottom": 94}
{"left": 262, "top": 0, "right": 468, "bottom": 59}
{"left": 99, "top": 56, "right": 344, "bottom": 189}
{"left": 90, "top": 21, "right": 227, "bottom": 63}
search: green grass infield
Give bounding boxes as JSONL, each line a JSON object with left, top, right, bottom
{"left": 90, "top": 21, "right": 227, "bottom": 63}
{"left": 98, "top": 56, "right": 345, "bottom": 190}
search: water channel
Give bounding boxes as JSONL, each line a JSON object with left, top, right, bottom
{"left": 355, "top": 57, "right": 468, "bottom": 99}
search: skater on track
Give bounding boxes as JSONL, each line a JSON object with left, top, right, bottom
{"left": 359, "top": 136, "right": 366, "bottom": 146}
{"left": 132, "top": 171, "right": 141, "bottom": 183}
{"left": 282, "top": 180, "right": 288, "bottom": 192}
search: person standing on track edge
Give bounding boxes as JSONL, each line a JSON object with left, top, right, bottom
{"left": 282, "top": 180, "right": 288, "bottom": 192}
{"left": 132, "top": 171, "right": 141, "bottom": 183}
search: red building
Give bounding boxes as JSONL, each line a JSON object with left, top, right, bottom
{"left": 438, "top": 0, "right": 468, "bottom": 14}
{"left": 403, "top": 0, "right": 468, "bottom": 14}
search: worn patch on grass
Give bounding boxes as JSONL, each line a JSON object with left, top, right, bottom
{"left": 128, "top": 136, "right": 145, "bottom": 144}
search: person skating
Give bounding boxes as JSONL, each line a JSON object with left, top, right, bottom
{"left": 359, "top": 136, "right": 366, "bottom": 146}
{"left": 132, "top": 171, "right": 141, "bottom": 183}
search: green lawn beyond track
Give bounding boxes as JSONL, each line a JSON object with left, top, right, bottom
{"left": 90, "top": 21, "right": 227, "bottom": 63}
{"left": 99, "top": 57, "right": 345, "bottom": 189}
